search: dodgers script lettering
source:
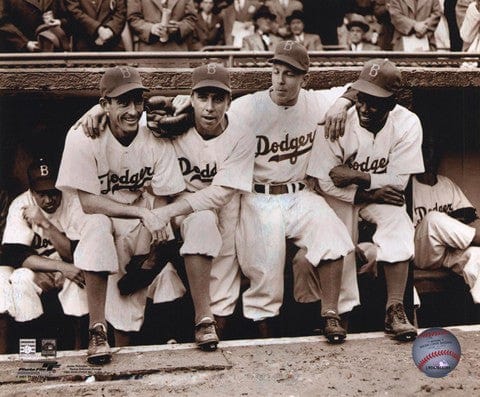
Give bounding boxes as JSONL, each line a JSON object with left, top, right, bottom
{"left": 99, "top": 167, "right": 154, "bottom": 194}
{"left": 256, "top": 131, "right": 315, "bottom": 164}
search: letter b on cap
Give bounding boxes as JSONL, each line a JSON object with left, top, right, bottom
{"left": 39, "top": 165, "right": 49, "bottom": 176}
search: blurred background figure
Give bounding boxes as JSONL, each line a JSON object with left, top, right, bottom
{"left": 372, "top": 0, "right": 394, "bottom": 50}
{"left": 65, "top": 0, "right": 126, "bottom": 51}
{"left": 346, "top": 13, "right": 380, "bottom": 51}
{"left": 242, "top": 4, "right": 280, "bottom": 50}
{"left": 389, "top": 0, "right": 442, "bottom": 51}
{"left": 265, "top": 0, "right": 303, "bottom": 38}
{"left": 128, "top": 0, "right": 197, "bottom": 51}
{"left": 0, "top": 0, "right": 70, "bottom": 52}
{"left": 222, "top": 0, "right": 260, "bottom": 46}
{"left": 285, "top": 10, "right": 322, "bottom": 50}
{"left": 191, "top": 0, "right": 224, "bottom": 49}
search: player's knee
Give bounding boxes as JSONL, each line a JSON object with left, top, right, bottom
{"left": 9, "top": 268, "right": 35, "bottom": 285}
{"left": 84, "top": 214, "right": 113, "bottom": 234}
{"left": 423, "top": 211, "right": 447, "bottom": 226}
{"left": 188, "top": 210, "right": 217, "bottom": 230}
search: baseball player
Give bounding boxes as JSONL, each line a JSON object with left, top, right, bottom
{"left": 0, "top": 158, "right": 88, "bottom": 353}
{"left": 56, "top": 66, "right": 187, "bottom": 363}
{"left": 145, "top": 63, "right": 255, "bottom": 349}
{"left": 307, "top": 59, "right": 424, "bottom": 342}
{"left": 229, "top": 41, "right": 356, "bottom": 343}
{"left": 413, "top": 143, "right": 480, "bottom": 303}
{"left": 75, "top": 63, "right": 255, "bottom": 350}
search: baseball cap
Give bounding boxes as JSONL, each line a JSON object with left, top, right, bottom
{"left": 351, "top": 59, "right": 402, "bottom": 97}
{"left": 27, "top": 158, "right": 57, "bottom": 192}
{"left": 100, "top": 66, "right": 148, "bottom": 98}
{"left": 192, "top": 63, "right": 231, "bottom": 93}
{"left": 268, "top": 40, "right": 309, "bottom": 72}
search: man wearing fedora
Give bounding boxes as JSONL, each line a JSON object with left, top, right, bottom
{"left": 242, "top": 5, "right": 281, "bottom": 50}
{"left": 346, "top": 13, "right": 380, "bottom": 51}
{"left": 265, "top": 0, "right": 302, "bottom": 37}
{"left": 285, "top": 10, "right": 322, "bottom": 50}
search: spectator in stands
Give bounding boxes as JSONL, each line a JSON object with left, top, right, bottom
{"left": 222, "top": 0, "right": 260, "bottom": 46}
{"left": 65, "top": 0, "right": 127, "bottom": 51}
{"left": 443, "top": 0, "right": 463, "bottom": 50}
{"left": 389, "top": 0, "right": 442, "bottom": 51}
{"left": 285, "top": 10, "right": 323, "bottom": 50}
{"left": 128, "top": 0, "right": 197, "bottom": 51}
{"left": 346, "top": 13, "right": 380, "bottom": 51}
{"left": 373, "top": 0, "right": 395, "bottom": 50}
{"left": 0, "top": 0, "right": 70, "bottom": 52}
{"left": 0, "top": 159, "right": 88, "bottom": 354}
{"left": 460, "top": 0, "right": 480, "bottom": 51}
{"left": 242, "top": 4, "right": 281, "bottom": 50}
{"left": 302, "top": 0, "right": 355, "bottom": 46}
{"left": 191, "top": 0, "right": 224, "bottom": 49}
{"left": 456, "top": 0, "right": 475, "bottom": 40}
{"left": 412, "top": 143, "right": 480, "bottom": 304}
{"left": 265, "top": 0, "right": 303, "bottom": 38}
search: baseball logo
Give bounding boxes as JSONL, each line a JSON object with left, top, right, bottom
{"left": 369, "top": 64, "right": 380, "bottom": 77}
{"left": 39, "top": 164, "right": 49, "bottom": 176}
{"left": 412, "top": 327, "right": 461, "bottom": 378}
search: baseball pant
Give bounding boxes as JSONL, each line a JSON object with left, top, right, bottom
{"left": 292, "top": 195, "right": 361, "bottom": 314}
{"left": 236, "top": 189, "right": 354, "bottom": 321}
{"left": 1, "top": 266, "right": 88, "bottom": 322}
{"left": 173, "top": 194, "right": 241, "bottom": 317}
{"left": 359, "top": 203, "right": 415, "bottom": 263}
{"left": 415, "top": 211, "right": 480, "bottom": 303}
{"left": 105, "top": 196, "right": 186, "bottom": 332}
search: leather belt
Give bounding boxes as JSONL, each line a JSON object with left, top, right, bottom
{"left": 253, "top": 182, "right": 305, "bottom": 195}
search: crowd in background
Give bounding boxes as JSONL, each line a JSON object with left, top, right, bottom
{"left": 1, "top": 0, "right": 480, "bottom": 53}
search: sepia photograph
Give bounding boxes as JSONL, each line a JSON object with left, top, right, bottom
{"left": 1, "top": 0, "right": 480, "bottom": 395}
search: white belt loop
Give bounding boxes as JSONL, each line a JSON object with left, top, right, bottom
{"left": 265, "top": 184, "right": 270, "bottom": 195}
{"left": 287, "top": 183, "right": 293, "bottom": 194}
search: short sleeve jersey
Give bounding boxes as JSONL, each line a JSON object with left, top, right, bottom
{"left": 56, "top": 124, "right": 186, "bottom": 204}
{"left": 2, "top": 191, "right": 85, "bottom": 260}
{"left": 308, "top": 105, "right": 425, "bottom": 202}
{"left": 412, "top": 175, "right": 474, "bottom": 227}
{"left": 172, "top": 113, "right": 255, "bottom": 193}
{"left": 229, "top": 87, "right": 346, "bottom": 184}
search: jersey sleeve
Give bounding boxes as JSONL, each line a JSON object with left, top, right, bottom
{"left": 307, "top": 126, "right": 357, "bottom": 203}
{"left": 446, "top": 177, "right": 474, "bottom": 210}
{"left": 56, "top": 127, "right": 101, "bottom": 195}
{"left": 184, "top": 185, "right": 236, "bottom": 212}
{"left": 1, "top": 196, "right": 34, "bottom": 246}
{"left": 151, "top": 139, "right": 186, "bottom": 196}
{"left": 369, "top": 112, "right": 425, "bottom": 190}
{"left": 212, "top": 129, "right": 256, "bottom": 192}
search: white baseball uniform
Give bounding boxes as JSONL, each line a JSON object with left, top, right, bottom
{"left": 231, "top": 87, "right": 356, "bottom": 321}
{"left": 1, "top": 190, "right": 88, "bottom": 322}
{"left": 413, "top": 175, "right": 480, "bottom": 303}
{"left": 170, "top": 111, "right": 256, "bottom": 317}
{"left": 57, "top": 123, "right": 187, "bottom": 332}
{"left": 308, "top": 105, "right": 424, "bottom": 263}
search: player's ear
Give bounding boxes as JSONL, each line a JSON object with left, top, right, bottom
{"left": 99, "top": 97, "right": 109, "bottom": 111}
{"left": 301, "top": 73, "right": 309, "bottom": 88}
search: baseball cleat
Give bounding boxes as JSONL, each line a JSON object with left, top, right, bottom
{"left": 323, "top": 312, "right": 347, "bottom": 344}
{"left": 384, "top": 303, "right": 417, "bottom": 342}
{"left": 195, "top": 317, "right": 219, "bottom": 351}
{"left": 87, "top": 323, "right": 112, "bottom": 365}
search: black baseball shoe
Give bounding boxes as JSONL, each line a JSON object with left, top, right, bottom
{"left": 323, "top": 310, "right": 347, "bottom": 344}
{"left": 87, "top": 323, "right": 112, "bottom": 365}
{"left": 195, "top": 317, "right": 219, "bottom": 351}
{"left": 384, "top": 303, "right": 417, "bottom": 342}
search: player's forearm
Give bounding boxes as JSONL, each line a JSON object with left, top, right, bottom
{"left": 22, "top": 255, "right": 71, "bottom": 272}
{"left": 77, "top": 190, "right": 146, "bottom": 219}
{"left": 317, "top": 179, "right": 357, "bottom": 204}
{"left": 41, "top": 221, "right": 74, "bottom": 262}
{"left": 152, "top": 199, "right": 193, "bottom": 220}
{"left": 184, "top": 185, "right": 237, "bottom": 211}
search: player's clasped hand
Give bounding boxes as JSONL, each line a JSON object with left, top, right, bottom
{"left": 22, "top": 205, "right": 49, "bottom": 228}
{"left": 58, "top": 263, "right": 86, "bottom": 288}
{"left": 329, "top": 164, "right": 359, "bottom": 187}
{"left": 371, "top": 186, "right": 405, "bottom": 206}
{"left": 140, "top": 209, "right": 171, "bottom": 243}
